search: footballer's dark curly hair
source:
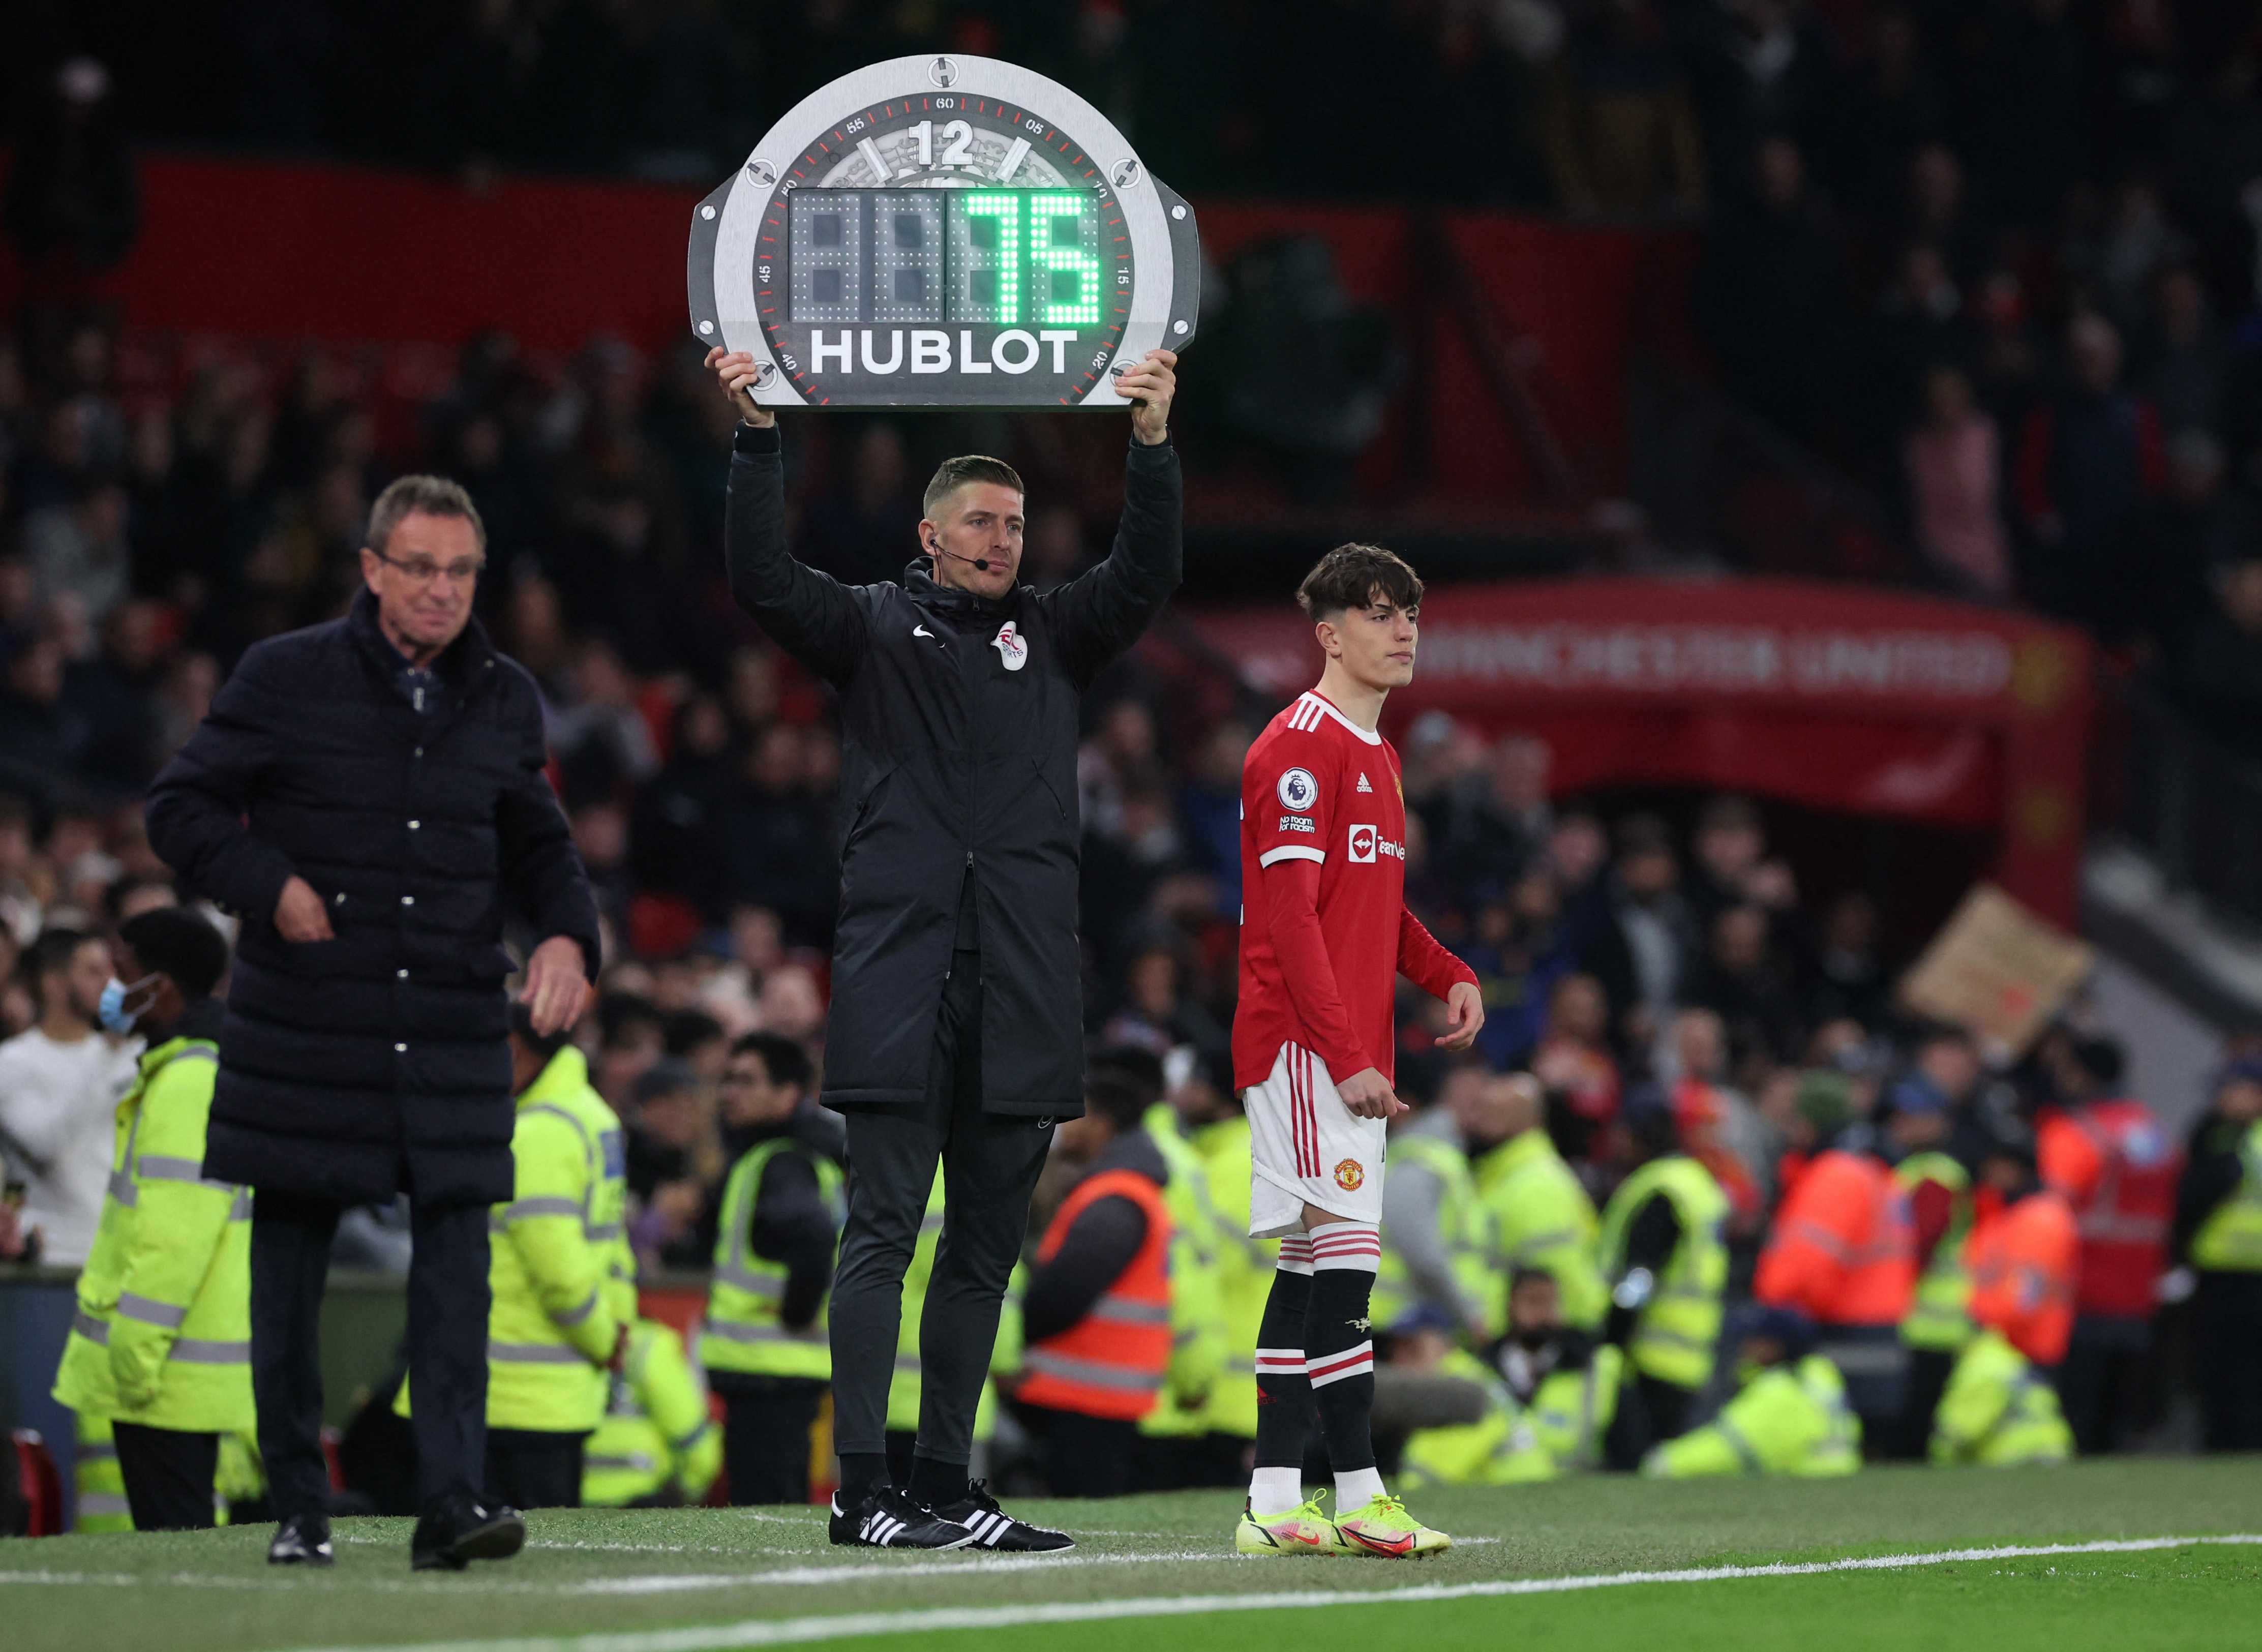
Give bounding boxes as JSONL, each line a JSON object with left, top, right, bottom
{"left": 1295, "top": 542, "right": 1425, "bottom": 620}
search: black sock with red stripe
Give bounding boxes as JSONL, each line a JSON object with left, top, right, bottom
{"left": 1305, "top": 1221, "right": 1380, "bottom": 1475}
{"left": 1252, "top": 1241, "right": 1315, "bottom": 1487}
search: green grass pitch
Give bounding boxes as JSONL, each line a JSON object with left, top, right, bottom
{"left": 7, "top": 1459, "right": 2260, "bottom": 1652}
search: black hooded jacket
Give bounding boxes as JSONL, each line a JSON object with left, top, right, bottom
{"left": 723, "top": 421, "right": 1180, "bottom": 1118}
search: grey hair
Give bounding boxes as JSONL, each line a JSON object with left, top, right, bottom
{"left": 368, "top": 474, "right": 487, "bottom": 557}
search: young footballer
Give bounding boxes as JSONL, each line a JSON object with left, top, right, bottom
{"left": 1232, "top": 544, "right": 1484, "bottom": 1557}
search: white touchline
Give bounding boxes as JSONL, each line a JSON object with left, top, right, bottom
{"left": 249, "top": 1534, "right": 2262, "bottom": 1652}
{"left": 0, "top": 1549, "right": 1242, "bottom": 1598}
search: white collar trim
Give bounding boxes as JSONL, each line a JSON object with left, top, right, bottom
{"left": 1300, "top": 692, "right": 1383, "bottom": 746}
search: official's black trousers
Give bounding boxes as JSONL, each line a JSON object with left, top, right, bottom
{"left": 485, "top": 1428, "right": 588, "bottom": 1511}
{"left": 1603, "top": 1373, "right": 1695, "bottom": 1470}
{"left": 2056, "top": 1312, "right": 2154, "bottom": 1454}
{"left": 2192, "top": 1271, "right": 2262, "bottom": 1452}
{"left": 829, "top": 952, "right": 1054, "bottom": 1469}
{"left": 110, "top": 1422, "right": 218, "bottom": 1531}
{"left": 1018, "top": 1404, "right": 1140, "bottom": 1498}
{"left": 252, "top": 1189, "right": 491, "bottom": 1521}
{"left": 712, "top": 1372, "right": 827, "bottom": 1505}
{"left": 1890, "top": 1348, "right": 1958, "bottom": 1460}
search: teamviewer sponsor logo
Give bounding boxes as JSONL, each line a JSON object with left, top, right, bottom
{"left": 1347, "top": 825, "right": 1403, "bottom": 863}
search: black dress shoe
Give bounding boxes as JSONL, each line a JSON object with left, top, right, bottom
{"left": 410, "top": 1498, "right": 527, "bottom": 1572}
{"left": 825, "top": 1485, "right": 976, "bottom": 1549}
{"left": 268, "top": 1516, "right": 335, "bottom": 1566}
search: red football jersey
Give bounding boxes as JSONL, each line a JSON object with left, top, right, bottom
{"left": 1235, "top": 689, "right": 1410, "bottom": 1090}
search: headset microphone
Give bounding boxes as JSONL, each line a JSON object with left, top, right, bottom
{"left": 927, "top": 534, "right": 992, "bottom": 574}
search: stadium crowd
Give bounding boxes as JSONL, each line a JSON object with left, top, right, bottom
{"left": 18, "top": 5, "right": 2262, "bottom": 739}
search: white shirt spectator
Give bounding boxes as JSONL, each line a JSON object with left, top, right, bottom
{"left": 0, "top": 1025, "right": 141, "bottom": 1266}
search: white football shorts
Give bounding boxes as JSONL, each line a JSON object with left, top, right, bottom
{"left": 1242, "top": 1041, "right": 1386, "bottom": 1238}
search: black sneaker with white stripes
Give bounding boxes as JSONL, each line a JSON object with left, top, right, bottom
{"left": 827, "top": 1485, "right": 977, "bottom": 1549}
{"left": 932, "top": 1479, "right": 1075, "bottom": 1552}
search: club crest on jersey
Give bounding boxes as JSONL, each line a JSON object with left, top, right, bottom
{"left": 1334, "top": 1159, "right": 1365, "bottom": 1192}
{"left": 990, "top": 622, "right": 1028, "bottom": 671}
{"left": 1356, "top": 773, "right": 1373, "bottom": 793}
{"left": 1277, "top": 767, "right": 1319, "bottom": 811}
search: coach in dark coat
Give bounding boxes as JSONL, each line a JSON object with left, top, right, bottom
{"left": 705, "top": 344, "right": 1180, "bottom": 1547}
{"left": 145, "top": 476, "right": 599, "bottom": 1572}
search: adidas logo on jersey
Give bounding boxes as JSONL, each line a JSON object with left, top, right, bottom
{"left": 1357, "top": 773, "right": 1373, "bottom": 793}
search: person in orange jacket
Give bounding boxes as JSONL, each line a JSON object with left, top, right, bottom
{"left": 1967, "top": 1123, "right": 2077, "bottom": 1369}
{"left": 1010, "top": 1072, "right": 1173, "bottom": 1501}
{"left": 2036, "top": 1035, "right": 2178, "bottom": 1453}
{"left": 1754, "top": 1115, "right": 1915, "bottom": 1446}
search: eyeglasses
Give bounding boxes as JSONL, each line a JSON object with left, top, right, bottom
{"left": 377, "top": 551, "right": 486, "bottom": 586}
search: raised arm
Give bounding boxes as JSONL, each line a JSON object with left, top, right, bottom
{"left": 1043, "top": 350, "right": 1183, "bottom": 686}
{"left": 709, "top": 349, "right": 869, "bottom": 684}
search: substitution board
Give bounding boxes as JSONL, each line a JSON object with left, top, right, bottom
{"left": 687, "top": 54, "right": 1200, "bottom": 408}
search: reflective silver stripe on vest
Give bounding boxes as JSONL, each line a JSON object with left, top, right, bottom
{"left": 502, "top": 1196, "right": 587, "bottom": 1221}
{"left": 587, "top": 1454, "right": 657, "bottom": 1473}
{"left": 115, "top": 1292, "right": 187, "bottom": 1329}
{"left": 553, "top": 1289, "right": 600, "bottom": 1328}
{"left": 672, "top": 1420, "right": 711, "bottom": 1452}
{"left": 77, "top": 1441, "right": 117, "bottom": 1463}
{"left": 1505, "top": 1227, "right": 1584, "bottom": 1264}
{"left": 521, "top": 1102, "right": 593, "bottom": 1147}
{"left": 169, "top": 1338, "right": 250, "bottom": 1364}
{"left": 106, "top": 1172, "right": 137, "bottom": 1207}
{"left": 1713, "top": 1414, "right": 1762, "bottom": 1472}
{"left": 1089, "top": 1293, "right": 1171, "bottom": 1327}
{"left": 1021, "top": 1349, "right": 1166, "bottom": 1391}
{"left": 702, "top": 1319, "right": 823, "bottom": 1346}
{"left": 231, "top": 1188, "right": 252, "bottom": 1220}
{"left": 136, "top": 1155, "right": 208, "bottom": 1183}
{"left": 73, "top": 1312, "right": 110, "bottom": 1343}
{"left": 714, "top": 1262, "right": 784, "bottom": 1297}
{"left": 1818, "top": 1338, "right": 1909, "bottom": 1377}
{"left": 76, "top": 1494, "right": 131, "bottom": 1516}
{"left": 585, "top": 1222, "right": 622, "bottom": 1241}
{"left": 1224, "top": 1358, "right": 1255, "bottom": 1375}
{"left": 490, "top": 1340, "right": 590, "bottom": 1364}
{"left": 894, "top": 1355, "right": 922, "bottom": 1377}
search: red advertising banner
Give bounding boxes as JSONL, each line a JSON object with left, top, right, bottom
{"left": 1180, "top": 577, "right": 2094, "bottom": 922}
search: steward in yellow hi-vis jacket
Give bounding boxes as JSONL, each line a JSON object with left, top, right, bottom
{"left": 1194, "top": 1102, "right": 1273, "bottom": 1446}
{"left": 1470, "top": 1075, "right": 1609, "bottom": 1332}
{"left": 1134, "top": 1093, "right": 1232, "bottom": 1483}
{"left": 1643, "top": 1307, "right": 1859, "bottom": 1479}
{"left": 52, "top": 910, "right": 247, "bottom": 1531}
{"left": 1928, "top": 1326, "right": 2073, "bottom": 1466}
{"left": 1396, "top": 1273, "right": 1625, "bottom": 1489}
{"left": 700, "top": 1032, "right": 845, "bottom": 1505}
{"left": 583, "top": 1319, "right": 722, "bottom": 1506}
{"left": 399, "top": 1009, "right": 627, "bottom": 1510}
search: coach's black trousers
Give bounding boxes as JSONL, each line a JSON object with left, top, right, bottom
{"left": 253, "top": 1190, "right": 491, "bottom": 1522}
{"left": 829, "top": 952, "right": 1054, "bottom": 1469}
